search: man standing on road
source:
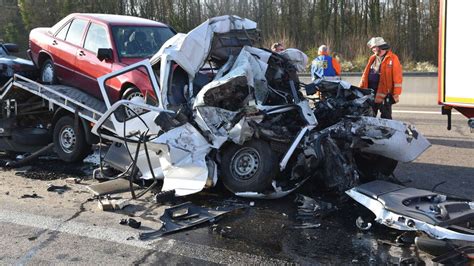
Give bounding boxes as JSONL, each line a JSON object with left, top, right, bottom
{"left": 359, "top": 37, "right": 403, "bottom": 119}
{"left": 311, "top": 45, "right": 341, "bottom": 81}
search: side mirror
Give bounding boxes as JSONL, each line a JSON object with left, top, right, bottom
{"left": 97, "top": 48, "right": 113, "bottom": 61}
{"left": 4, "top": 43, "right": 19, "bottom": 53}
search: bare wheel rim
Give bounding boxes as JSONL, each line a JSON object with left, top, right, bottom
{"left": 230, "top": 147, "right": 260, "bottom": 181}
{"left": 42, "top": 63, "right": 54, "bottom": 83}
{"left": 59, "top": 126, "right": 76, "bottom": 154}
{"left": 124, "top": 91, "right": 144, "bottom": 118}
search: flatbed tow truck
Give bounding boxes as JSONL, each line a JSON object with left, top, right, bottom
{"left": 0, "top": 74, "right": 111, "bottom": 162}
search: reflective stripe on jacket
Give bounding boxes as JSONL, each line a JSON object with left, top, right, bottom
{"left": 359, "top": 50, "right": 403, "bottom": 104}
{"left": 311, "top": 54, "right": 341, "bottom": 80}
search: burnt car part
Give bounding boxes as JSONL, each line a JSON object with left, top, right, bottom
{"left": 346, "top": 180, "right": 474, "bottom": 242}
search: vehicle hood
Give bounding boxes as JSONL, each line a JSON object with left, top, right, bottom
{"left": 0, "top": 56, "right": 36, "bottom": 68}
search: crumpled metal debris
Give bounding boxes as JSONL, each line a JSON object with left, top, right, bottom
{"left": 47, "top": 184, "right": 70, "bottom": 194}
{"left": 20, "top": 193, "right": 41, "bottom": 199}
{"left": 346, "top": 180, "right": 474, "bottom": 242}
{"left": 355, "top": 216, "right": 372, "bottom": 231}
{"left": 120, "top": 218, "right": 141, "bottom": 229}
{"left": 293, "top": 194, "right": 332, "bottom": 229}
{"left": 139, "top": 201, "right": 241, "bottom": 240}
{"left": 432, "top": 245, "right": 474, "bottom": 264}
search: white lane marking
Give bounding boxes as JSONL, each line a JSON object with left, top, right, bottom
{"left": 393, "top": 110, "right": 463, "bottom": 115}
{"left": 0, "top": 209, "right": 286, "bottom": 264}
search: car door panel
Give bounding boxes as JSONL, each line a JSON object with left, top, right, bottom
{"left": 59, "top": 18, "right": 88, "bottom": 87}
{"left": 76, "top": 22, "right": 113, "bottom": 98}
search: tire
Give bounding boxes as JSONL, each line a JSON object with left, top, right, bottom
{"left": 121, "top": 86, "right": 145, "bottom": 119}
{"left": 53, "top": 116, "right": 91, "bottom": 162}
{"left": 40, "top": 59, "right": 57, "bottom": 85}
{"left": 220, "top": 139, "right": 277, "bottom": 193}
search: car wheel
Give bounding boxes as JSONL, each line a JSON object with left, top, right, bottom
{"left": 53, "top": 116, "right": 91, "bottom": 162}
{"left": 220, "top": 139, "right": 277, "bottom": 193}
{"left": 40, "top": 59, "right": 57, "bottom": 85}
{"left": 122, "top": 86, "right": 145, "bottom": 118}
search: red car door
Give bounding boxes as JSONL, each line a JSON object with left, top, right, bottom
{"left": 51, "top": 18, "right": 88, "bottom": 86}
{"left": 75, "top": 22, "right": 113, "bottom": 99}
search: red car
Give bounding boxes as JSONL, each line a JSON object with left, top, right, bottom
{"left": 29, "top": 13, "right": 175, "bottom": 105}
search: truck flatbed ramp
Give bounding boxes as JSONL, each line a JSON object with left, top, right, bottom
{"left": 0, "top": 74, "right": 114, "bottom": 131}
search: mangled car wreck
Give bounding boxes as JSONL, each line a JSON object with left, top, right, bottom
{"left": 91, "top": 15, "right": 430, "bottom": 200}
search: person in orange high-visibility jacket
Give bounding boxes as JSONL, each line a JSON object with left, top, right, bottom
{"left": 359, "top": 37, "right": 403, "bottom": 119}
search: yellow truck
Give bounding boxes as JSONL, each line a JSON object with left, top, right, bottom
{"left": 438, "top": 0, "right": 474, "bottom": 129}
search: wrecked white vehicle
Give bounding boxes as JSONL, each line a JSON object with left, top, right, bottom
{"left": 347, "top": 180, "right": 474, "bottom": 242}
{"left": 91, "top": 15, "right": 430, "bottom": 199}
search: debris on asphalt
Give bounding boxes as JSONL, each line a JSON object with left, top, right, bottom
{"left": 6, "top": 144, "right": 54, "bottom": 168}
{"left": 65, "top": 177, "right": 81, "bottom": 184}
{"left": 20, "top": 193, "right": 41, "bottom": 199}
{"left": 98, "top": 198, "right": 135, "bottom": 211}
{"left": 139, "top": 201, "right": 240, "bottom": 240}
{"left": 98, "top": 198, "right": 114, "bottom": 211}
{"left": 14, "top": 166, "right": 32, "bottom": 175}
{"left": 120, "top": 218, "right": 141, "bottom": 229}
{"left": 88, "top": 178, "right": 141, "bottom": 196}
{"left": 292, "top": 223, "right": 321, "bottom": 229}
{"left": 395, "top": 232, "right": 416, "bottom": 245}
{"left": 154, "top": 189, "right": 176, "bottom": 204}
{"left": 293, "top": 194, "right": 332, "bottom": 229}
{"left": 432, "top": 245, "right": 474, "bottom": 264}
{"left": 127, "top": 218, "right": 141, "bottom": 229}
{"left": 111, "top": 199, "right": 132, "bottom": 210}
{"left": 295, "top": 194, "right": 332, "bottom": 218}
{"left": 47, "top": 184, "right": 70, "bottom": 194}
{"left": 355, "top": 216, "right": 372, "bottom": 231}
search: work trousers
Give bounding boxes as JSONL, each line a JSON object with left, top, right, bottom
{"left": 373, "top": 102, "right": 392, "bottom": 119}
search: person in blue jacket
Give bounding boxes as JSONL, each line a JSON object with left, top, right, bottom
{"left": 311, "top": 45, "right": 341, "bottom": 81}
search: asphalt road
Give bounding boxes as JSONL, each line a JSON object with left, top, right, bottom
{"left": 0, "top": 105, "right": 473, "bottom": 265}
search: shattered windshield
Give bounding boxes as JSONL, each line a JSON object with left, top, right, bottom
{"left": 112, "top": 26, "right": 174, "bottom": 59}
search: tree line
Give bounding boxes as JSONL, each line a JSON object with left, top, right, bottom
{"left": 0, "top": 0, "right": 439, "bottom": 71}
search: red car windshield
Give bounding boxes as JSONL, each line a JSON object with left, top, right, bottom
{"left": 112, "top": 26, "right": 174, "bottom": 59}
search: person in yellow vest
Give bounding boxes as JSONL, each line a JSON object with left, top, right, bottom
{"left": 359, "top": 37, "right": 403, "bottom": 119}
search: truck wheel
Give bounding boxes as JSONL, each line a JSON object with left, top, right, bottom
{"left": 220, "top": 139, "right": 277, "bottom": 193}
{"left": 53, "top": 116, "right": 91, "bottom": 162}
{"left": 40, "top": 59, "right": 57, "bottom": 85}
{"left": 122, "top": 86, "right": 145, "bottom": 118}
